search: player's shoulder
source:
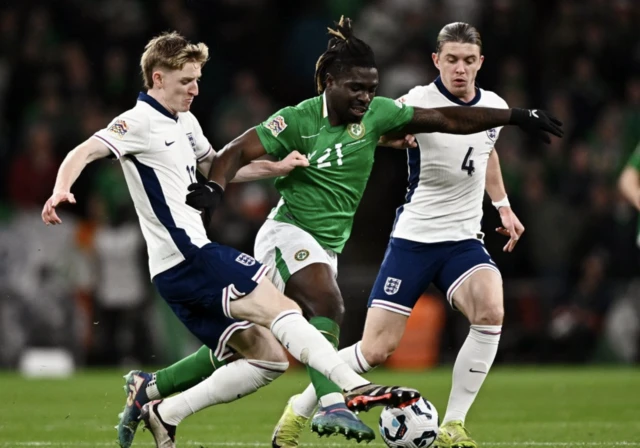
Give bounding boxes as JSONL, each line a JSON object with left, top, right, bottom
{"left": 178, "top": 110, "right": 203, "bottom": 130}
{"left": 106, "top": 104, "right": 150, "bottom": 137}
{"left": 477, "top": 88, "right": 508, "bottom": 109}
{"left": 396, "top": 85, "right": 432, "bottom": 107}
{"left": 265, "top": 96, "right": 322, "bottom": 132}
{"left": 288, "top": 95, "right": 323, "bottom": 119}
{"left": 370, "top": 95, "right": 411, "bottom": 112}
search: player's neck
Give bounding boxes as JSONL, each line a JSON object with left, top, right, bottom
{"left": 457, "top": 87, "right": 477, "bottom": 103}
{"left": 327, "top": 109, "right": 342, "bottom": 127}
{"left": 449, "top": 84, "right": 476, "bottom": 103}
{"left": 146, "top": 90, "right": 178, "bottom": 117}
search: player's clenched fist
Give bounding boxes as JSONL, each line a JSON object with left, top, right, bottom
{"left": 42, "top": 191, "right": 76, "bottom": 225}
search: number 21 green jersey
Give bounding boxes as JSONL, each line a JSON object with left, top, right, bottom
{"left": 255, "top": 94, "right": 414, "bottom": 252}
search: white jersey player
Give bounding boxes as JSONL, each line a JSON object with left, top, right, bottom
{"left": 41, "top": 31, "right": 421, "bottom": 448}
{"left": 366, "top": 22, "right": 525, "bottom": 448}
{"left": 277, "top": 22, "right": 527, "bottom": 448}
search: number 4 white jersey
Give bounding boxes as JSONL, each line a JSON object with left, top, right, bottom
{"left": 391, "top": 77, "right": 509, "bottom": 243}
{"left": 92, "top": 93, "right": 213, "bottom": 277}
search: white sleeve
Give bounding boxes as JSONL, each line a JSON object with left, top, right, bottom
{"left": 490, "top": 94, "right": 509, "bottom": 141}
{"left": 188, "top": 114, "right": 213, "bottom": 163}
{"left": 397, "top": 86, "right": 427, "bottom": 108}
{"left": 92, "top": 112, "right": 149, "bottom": 159}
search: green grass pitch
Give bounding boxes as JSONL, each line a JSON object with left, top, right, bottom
{"left": 0, "top": 367, "right": 638, "bottom": 447}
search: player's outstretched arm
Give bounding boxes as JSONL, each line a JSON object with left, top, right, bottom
{"left": 42, "top": 138, "right": 111, "bottom": 225}
{"left": 402, "top": 107, "right": 563, "bottom": 144}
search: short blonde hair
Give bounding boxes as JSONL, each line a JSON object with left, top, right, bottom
{"left": 140, "top": 31, "right": 209, "bottom": 90}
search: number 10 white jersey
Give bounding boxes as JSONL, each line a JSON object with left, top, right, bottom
{"left": 391, "top": 78, "right": 509, "bottom": 243}
{"left": 92, "top": 93, "right": 213, "bottom": 277}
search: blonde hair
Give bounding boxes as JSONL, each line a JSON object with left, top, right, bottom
{"left": 140, "top": 31, "right": 209, "bottom": 89}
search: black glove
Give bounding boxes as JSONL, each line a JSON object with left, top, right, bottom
{"left": 186, "top": 181, "right": 224, "bottom": 224}
{"left": 509, "top": 109, "right": 564, "bottom": 144}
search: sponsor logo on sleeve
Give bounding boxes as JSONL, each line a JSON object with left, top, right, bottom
{"left": 264, "top": 115, "right": 288, "bottom": 137}
{"left": 107, "top": 119, "right": 129, "bottom": 138}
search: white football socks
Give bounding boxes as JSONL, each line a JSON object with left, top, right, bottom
{"left": 158, "top": 359, "right": 287, "bottom": 426}
{"left": 292, "top": 342, "right": 373, "bottom": 418}
{"left": 270, "top": 311, "right": 368, "bottom": 392}
{"left": 443, "top": 325, "right": 501, "bottom": 424}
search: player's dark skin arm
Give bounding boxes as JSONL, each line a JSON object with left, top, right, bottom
{"left": 206, "top": 128, "right": 266, "bottom": 188}
{"left": 400, "top": 106, "right": 563, "bottom": 143}
{"left": 402, "top": 107, "right": 509, "bottom": 135}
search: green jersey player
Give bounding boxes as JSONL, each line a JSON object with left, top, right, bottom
{"left": 118, "top": 17, "right": 563, "bottom": 448}
{"left": 619, "top": 141, "right": 640, "bottom": 245}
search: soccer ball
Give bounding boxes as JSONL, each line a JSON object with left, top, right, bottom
{"left": 379, "top": 397, "right": 439, "bottom": 448}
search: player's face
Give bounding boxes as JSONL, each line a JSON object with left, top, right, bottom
{"left": 432, "top": 42, "right": 484, "bottom": 100}
{"left": 153, "top": 62, "right": 202, "bottom": 114}
{"left": 326, "top": 67, "right": 379, "bottom": 124}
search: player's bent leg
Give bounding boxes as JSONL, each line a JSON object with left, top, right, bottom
{"left": 450, "top": 268, "right": 504, "bottom": 326}
{"left": 255, "top": 220, "right": 346, "bottom": 408}
{"left": 229, "top": 277, "right": 303, "bottom": 327}
{"left": 274, "top": 342, "right": 377, "bottom": 447}
{"left": 309, "top": 342, "right": 378, "bottom": 442}
{"left": 439, "top": 265, "right": 503, "bottom": 447}
{"left": 360, "top": 307, "right": 410, "bottom": 367}
{"left": 117, "top": 346, "right": 231, "bottom": 447}
{"left": 143, "top": 326, "right": 289, "bottom": 446}
{"left": 233, "top": 279, "right": 420, "bottom": 413}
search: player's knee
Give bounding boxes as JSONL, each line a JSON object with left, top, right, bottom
{"left": 303, "top": 291, "right": 345, "bottom": 323}
{"left": 473, "top": 303, "right": 504, "bottom": 326}
{"left": 360, "top": 339, "right": 398, "bottom": 367}
{"left": 277, "top": 294, "right": 303, "bottom": 315}
{"left": 265, "top": 347, "right": 289, "bottom": 365}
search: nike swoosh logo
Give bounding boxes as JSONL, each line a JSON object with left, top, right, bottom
{"left": 469, "top": 368, "right": 487, "bottom": 374}
{"left": 165, "top": 140, "right": 175, "bottom": 146}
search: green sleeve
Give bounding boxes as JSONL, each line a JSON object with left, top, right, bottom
{"left": 254, "top": 107, "right": 300, "bottom": 160}
{"left": 627, "top": 142, "right": 640, "bottom": 171}
{"left": 369, "top": 96, "right": 415, "bottom": 135}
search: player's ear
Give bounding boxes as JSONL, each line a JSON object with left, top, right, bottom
{"left": 152, "top": 70, "right": 164, "bottom": 89}
{"left": 477, "top": 54, "right": 485, "bottom": 71}
{"left": 325, "top": 73, "right": 335, "bottom": 89}
{"left": 431, "top": 53, "right": 440, "bottom": 70}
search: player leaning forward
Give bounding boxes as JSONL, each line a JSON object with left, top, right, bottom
{"left": 113, "top": 18, "right": 563, "bottom": 448}
{"left": 276, "top": 21, "right": 534, "bottom": 448}
{"left": 186, "top": 17, "right": 559, "bottom": 445}
{"left": 41, "top": 31, "right": 425, "bottom": 448}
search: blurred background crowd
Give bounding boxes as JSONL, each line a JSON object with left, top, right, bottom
{"left": 1, "top": 0, "right": 639, "bottom": 370}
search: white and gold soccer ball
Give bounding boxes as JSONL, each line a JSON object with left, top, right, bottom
{"left": 379, "top": 397, "right": 439, "bottom": 448}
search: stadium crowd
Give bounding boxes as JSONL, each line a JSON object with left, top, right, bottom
{"left": 0, "top": 0, "right": 639, "bottom": 366}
